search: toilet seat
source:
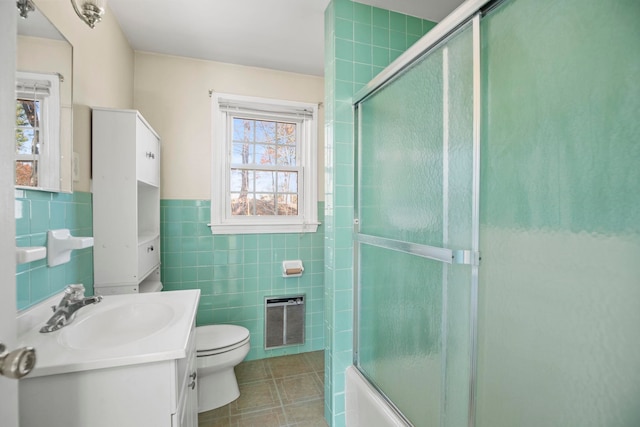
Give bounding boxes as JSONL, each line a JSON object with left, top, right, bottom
{"left": 196, "top": 325, "right": 250, "bottom": 356}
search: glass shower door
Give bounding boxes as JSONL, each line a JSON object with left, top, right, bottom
{"left": 354, "top": 19, "right": 478, "bottom": 427}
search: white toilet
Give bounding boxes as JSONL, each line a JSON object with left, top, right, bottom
{"left": 196, "top": 324, "right": 250, "bottom": 413}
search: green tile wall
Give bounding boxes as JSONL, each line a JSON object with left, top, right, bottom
{"left": 15, "top": 190, "right": 94, "bottom": 310}
{"left": 160, "top": 199, "right": 325, "bottom": 361}
{"left": 324, "top": 1, "right": 436, "bottom": 425}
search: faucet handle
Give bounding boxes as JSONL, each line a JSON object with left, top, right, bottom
{"left": 65, "top": 284, "right": 86, "bottom": 299}
{"left": 57, "top": 284, "right": 87, "bottom": 305}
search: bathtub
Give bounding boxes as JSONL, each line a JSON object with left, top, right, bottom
{"left": 345, "top": 366, "right": 410, "bottom": 427}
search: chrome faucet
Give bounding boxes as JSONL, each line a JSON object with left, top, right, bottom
{"left": 40, "top": 284, "right": 103, "bottom": 333}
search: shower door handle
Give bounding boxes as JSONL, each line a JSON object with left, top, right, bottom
{"left": 355, "top": 233, "right": 480, "bottom": 266}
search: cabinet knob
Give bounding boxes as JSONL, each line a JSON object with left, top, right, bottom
{"left": 189, "top": 380, "right": 196, "bottom": 390}
{"left": 147, "top": 245, "right": 154, "bottom": 252}
{"left": 190, "top": 372, "right": 197, "bottom": 380}
{"left": 146, "top": 151, "right": 155, "bottom": 159}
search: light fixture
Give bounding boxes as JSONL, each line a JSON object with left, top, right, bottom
{"left": 70, "top": 0, "right": 106, "bottom": 29}
{"left": 16, "top": 0, "right": 35, "bottom": 19}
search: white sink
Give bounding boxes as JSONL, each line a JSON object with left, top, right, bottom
{"left": 17, "top": 289, "right": 200, "bottom": 378}
{"left": 58, "top": 302, "right": 176, "bottom": 350}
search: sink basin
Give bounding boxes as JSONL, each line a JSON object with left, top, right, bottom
{"left": 58, "top": 302, "right": 175, "bottom": 350}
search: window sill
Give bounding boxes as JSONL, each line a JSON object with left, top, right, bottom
{"left": 208, "top": 222, "right": 320, "bottom": 235}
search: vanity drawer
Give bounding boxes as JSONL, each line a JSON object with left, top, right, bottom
{"left": 136, "top": 118, "right": 160, "bottom": 186}
{"left": 137, "top": 236, "right": 160, "bottom": 281}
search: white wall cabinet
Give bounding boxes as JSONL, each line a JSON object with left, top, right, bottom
{"left": 92, "top": 108, "right": 162, "bottom": 295}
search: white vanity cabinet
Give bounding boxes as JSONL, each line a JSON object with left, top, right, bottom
{"left": 92, "top": 108, "right": 162, "bottom": 295}
{"left": 17, "top": 290, "right": 200, "bottom": 427}
{"left": 19, "top": 324, "right": 198, "bottom": 427}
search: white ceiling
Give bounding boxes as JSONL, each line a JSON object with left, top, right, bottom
{"left": 108, "top": 0, "right": 466, "bottom": 77}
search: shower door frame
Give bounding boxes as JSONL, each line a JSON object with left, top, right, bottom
{"left": 351, "top": 1, "right": 492, "bottom": 425}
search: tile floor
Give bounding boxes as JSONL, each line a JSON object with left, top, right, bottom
{"left": 198, "top": 351, "right": 328, "bottom": 427}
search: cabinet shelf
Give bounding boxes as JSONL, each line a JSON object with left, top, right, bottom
{"left": 138, "top": 233, "right": 160, "bottom": 246}
{"left": 137, "top": 179, "right": 159, "bottom": 190}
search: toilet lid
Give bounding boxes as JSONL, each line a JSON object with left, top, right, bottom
{"left": 196, "top": 325, "right": 250, "bottom": 352}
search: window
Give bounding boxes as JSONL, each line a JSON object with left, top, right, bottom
{"left": 15, "top": 71, "right": 60, "bottom": 190}
{"left": 211, "top": 92, "right": 319, "bottom": 234}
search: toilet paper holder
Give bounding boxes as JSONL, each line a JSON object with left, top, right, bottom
{"left": 282, "top": 260, "right": 304, "bottom": 277}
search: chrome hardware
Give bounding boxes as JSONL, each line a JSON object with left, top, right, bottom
{"left": 40, "top": 284, "right": 103, "bottom": 333}
{"left": 452, "top": 249, "right": 481, "bottom": 266}
{"left": 0, "top": 342, "right": 36, "bottom": 379}
{"left": 189, "top": 371, "right": 197, "bottom": 389}
{"left": 16, "top": 0, "right": 35, "bottom": 19}
{"left": 355, "top": 234, "right": 480, "bottom": 266}
{"left": 145, "top": 151, "right": 155, "bottom": 159}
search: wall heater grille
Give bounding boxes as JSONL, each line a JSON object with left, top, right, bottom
{"left": 264, "top": 295, "right": 305, "bottom": 349}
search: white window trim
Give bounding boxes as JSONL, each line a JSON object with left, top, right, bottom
{"left": 15, "top": 71, "right": 60, "bottom": 191}
{"left": 210, "top": 92, "right": 319, "bottom": 235}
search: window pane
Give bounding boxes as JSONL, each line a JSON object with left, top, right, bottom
{"left": 232, "top": 142, "right": 255, "bottom": 165}
{"left": 17, "top": 99, "right": 40, "bottom": 128}
{"left": 230, "top": 170, "right": 299, "bottom": 217}
{"left": 16, "top": 161, "right": 37, "bottom": 187}
{"left": 255, "top": 171, "right": 275, "bottom": 192}
{"left": 255, "top": 120, "right": 276, "bottom": 142}
{"left": 16, "top": 129, "right": 39, "bottom": 155}
{"left": 232, "top": 118, "right": 253, "bottom": 142}
{"left": 277, "top": 172, "right": 298, "bottom": 192}
{"left": 232, "top": 118, "right": 298, "bottom": 168}
{"left": 231, "top": 192, "right": 256, "bottom": 216}
{"left": 256, "top": 144, "right": 276, "bottom": 166}
{"left": 277, "top": 122, "right": 296, "bottom": 145}
{"left": 231, "top": 169, "right": 255, "bottom": 192}
{"left": 277, "top": 194, "right": 298, "bottom": 216}
{"left": 16, "top": 100, "right": 40, "bottom": 156}
{"left": 276, "top": 145, "right": 296, "bottom": 166}
{"left": 231, "top": 192, "right": 299, "bottom": 217}
{"left": 232, "top": 193, "right": 278, "bottom": 216}
{"left": 255, "top": 194, "right": 276, "bottom": 215}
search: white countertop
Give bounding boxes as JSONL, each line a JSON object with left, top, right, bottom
{"left": 18, "top": 289, "right": 200, "bottom": 378}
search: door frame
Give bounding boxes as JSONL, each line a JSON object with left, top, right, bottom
{"left": 0, "top": 2, "right": 19, "bottom": 426}
{"left": 350, "top": 11, "right": 484, "bottom": 427}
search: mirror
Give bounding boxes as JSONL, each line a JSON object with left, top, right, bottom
{"left": 16, "top": 4, "right": 73, "bottom": 193}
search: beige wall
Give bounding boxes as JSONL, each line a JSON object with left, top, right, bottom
{"left": 17, "top": 36, "right": 72, "bottom": 104}
{"left": 34, "top": 0, "right": 134, "bottom": 192}
{"left": 28, "top": 2, "right": 324, "bottom": 198}
{"left": 133, "top": 52, "right": 325, "bottom": 200}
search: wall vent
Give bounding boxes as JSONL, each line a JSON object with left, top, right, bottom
{"left": 264, "top": 295, "right": 305, "bottom": 349}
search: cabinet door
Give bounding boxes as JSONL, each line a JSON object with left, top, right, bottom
{"left": 136, "top": 118, "right": 160, "bottom": 186}
{"left": 175, "top": 328, "right": 198, "bottom": 427}
{"left": 185, "top": 355, "right": 198, "bottom": 427}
